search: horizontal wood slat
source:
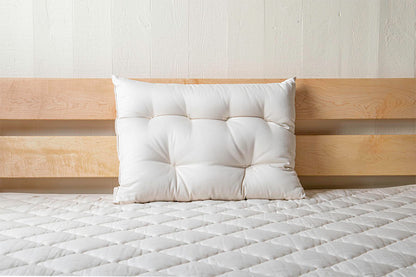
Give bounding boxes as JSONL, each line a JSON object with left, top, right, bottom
{"left": 0, "top": 79, "right": 115, "bottom": 120}
{"left": 0, "top": 135, "right": 414, "bottom": 178}
{"left": 296, "top": 79, "right": 415, "bottom": 119}
{"left": 0, "top": 136, "right": 118, "bottom": 178}
{"left": 295, "top": 135, "right": 416, "bottom": 176}
{"left": 0, "top": 78, "right": 415, "bottom": 120}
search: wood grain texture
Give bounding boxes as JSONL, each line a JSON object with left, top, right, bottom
{"left": 295, "top": 78, "right": 416, "bottom": 119}
{"left": 0, "top": 178, "right": 117, "bottom": 193}
{"left": 296, "top": 135, "right": 416, "bottom": 176}
{"left": 0, "top": 78, "right": 116, "bottom": 120}
{"left": 0, "top": 78, "right": 414, "bottom": 120}
{"left": 0, "top": 136, "right": 117, "bottom": 178}
{"left": 0, "top": 135, "right": 414, "bottom": 178}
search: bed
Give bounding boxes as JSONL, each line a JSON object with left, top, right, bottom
{"left": 0, "top": 78, "right": 415, "bottom": 276}
{"left": 1, "top": 186, "right": 415, "bottom": 276}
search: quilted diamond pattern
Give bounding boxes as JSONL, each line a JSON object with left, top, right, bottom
{"left": 0, "top": 185, "right": 415, "bottom": 276}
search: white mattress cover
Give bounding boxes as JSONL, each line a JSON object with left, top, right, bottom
{"left": 0, "top": 185, "right": 415, "bottom": 276}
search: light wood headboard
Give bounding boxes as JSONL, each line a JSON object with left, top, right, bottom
{"left": 0, "top": 79, "right": 415, "bottom": 186}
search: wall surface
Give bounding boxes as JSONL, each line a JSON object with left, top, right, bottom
{"left": 0, "top": 0, "right": 415, "bottom": 78}
{"left": 0, "top": 0, "right": 415, "bottom": 192}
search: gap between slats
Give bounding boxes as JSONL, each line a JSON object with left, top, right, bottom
{"left": 1, "top": 120, "right": 415, "bottom": 136}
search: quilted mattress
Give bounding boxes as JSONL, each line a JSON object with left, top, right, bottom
{"left": 0, "top": 185, "right": 415, "bottom": 276}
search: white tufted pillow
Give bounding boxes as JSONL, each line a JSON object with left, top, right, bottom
{"left": 113, "top": 76, "right": 305, "bottom": 203}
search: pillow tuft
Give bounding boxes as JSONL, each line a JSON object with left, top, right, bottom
{"left": 113, "top": 76, "right": 304, "bottom": 203}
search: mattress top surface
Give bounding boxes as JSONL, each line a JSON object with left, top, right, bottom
{"left": 1, "top": 185, "right": 415, "bottom": 276}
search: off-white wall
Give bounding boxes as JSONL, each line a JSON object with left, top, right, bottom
{"left": 1, "top": 0, "right": 415, "bottom": 78}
